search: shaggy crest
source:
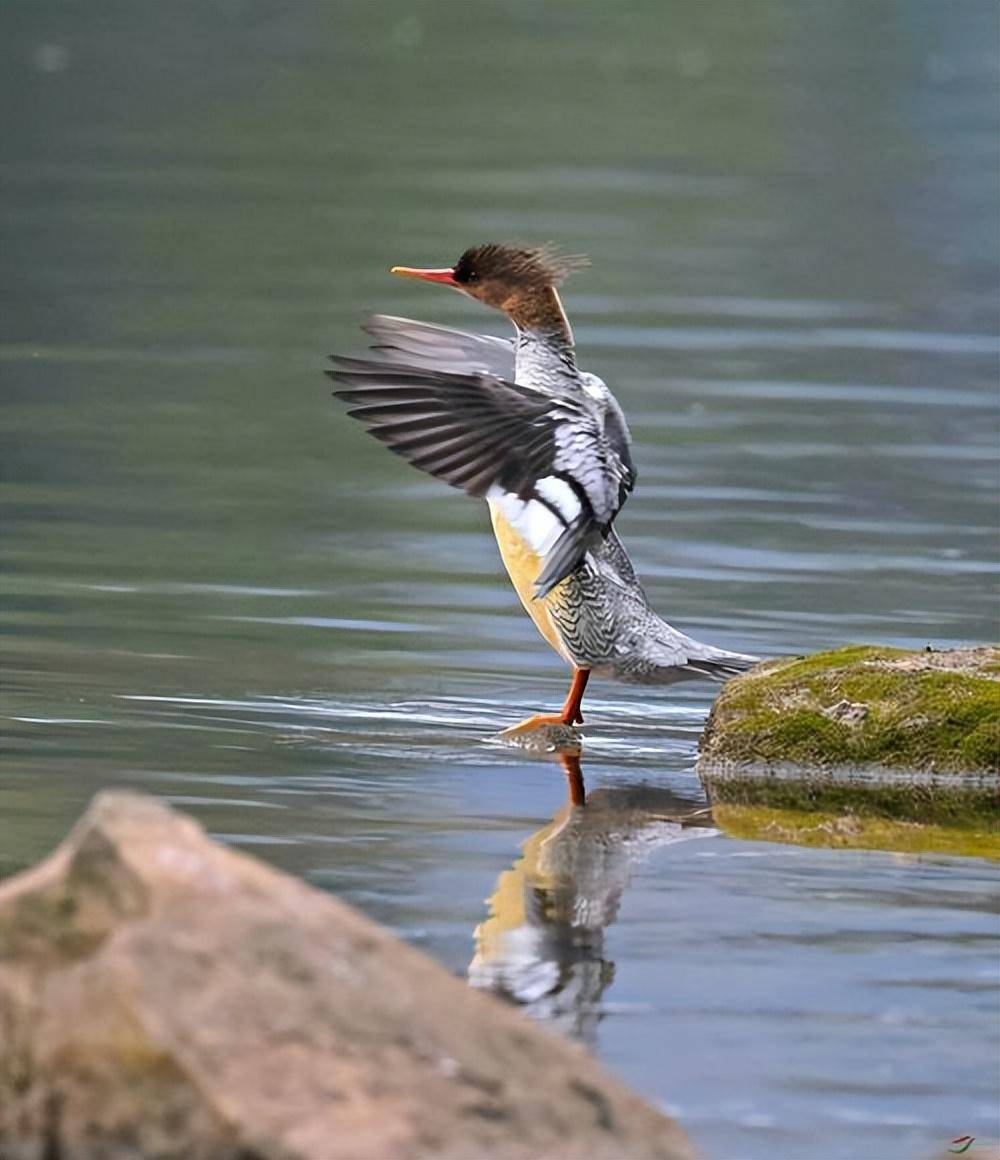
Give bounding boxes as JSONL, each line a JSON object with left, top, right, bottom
{"left": 452, "top": 243, "right": 589, "bottom": 289}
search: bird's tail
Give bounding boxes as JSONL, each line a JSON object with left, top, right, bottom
{"left": 619, "top": 631, "right": 760, "bottom": 685}
{"left": 682, "top": 647, "right": 759, "bottom": 682}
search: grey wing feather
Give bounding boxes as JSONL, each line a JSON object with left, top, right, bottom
{"left": 326, "top": 358, "right": 559, "bottom": 499}
{"left": 363, "top": 315, "right": 515, "bottom": 378}
{"left": 601, "top": 392, "right": 637, "bottom": 504}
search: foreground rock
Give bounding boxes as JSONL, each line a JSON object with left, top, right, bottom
{"left": 0, "top": 792, "right": 695, "bottom": 1160}
{"left": 698, "top": 646, "right": 998, "bottom": 849}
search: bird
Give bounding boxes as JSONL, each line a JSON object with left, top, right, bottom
{"left": 326, "top": 242, "right": 757, "bottom": 734}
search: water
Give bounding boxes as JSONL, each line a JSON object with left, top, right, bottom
{"left": 2, "top": 2, "right": 999, "bottom": 1158}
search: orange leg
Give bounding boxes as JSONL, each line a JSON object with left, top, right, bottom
{"left": 500, "top": 668, "right": 591, "bottom": 736}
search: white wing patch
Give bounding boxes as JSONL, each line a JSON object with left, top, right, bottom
{"left": 486, "top": 486, "right": 564, "bottom": 556}
{"left": 534, "top": 475, "right": 582, "bottom": 524}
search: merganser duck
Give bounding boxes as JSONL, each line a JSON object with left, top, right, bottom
{"left": 327, "top": 243, "right": 757, "bottom": 734}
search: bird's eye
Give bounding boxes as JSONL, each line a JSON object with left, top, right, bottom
{"left": 467, "top": 270, "right": 478, "bottom": 282}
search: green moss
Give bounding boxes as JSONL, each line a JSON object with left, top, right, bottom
{"left": 725, "top": 710, "right": 854, "bottom": 764}
{"left": 714, "top": 803, "right": 1000, "bottom": 861}
{"left": 700, "top": 645, "right": 1000, "bottom": 774}
{"left": 960, "top": 715, "right": 1000, "bottom": 769}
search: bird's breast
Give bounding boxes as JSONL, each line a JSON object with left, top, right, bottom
{"left": 487, "top": 501, "right": 572, "bottom": 662}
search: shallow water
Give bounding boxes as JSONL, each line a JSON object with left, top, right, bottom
{"left": 3, "top": 2, "right": 999, "bottom": 1158}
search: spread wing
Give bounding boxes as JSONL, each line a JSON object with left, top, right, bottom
{"left": 327, "top": 351, "right": 634, "bottom": 597}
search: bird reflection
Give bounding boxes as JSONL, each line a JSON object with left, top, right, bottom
{"left": 469, "top": 748, "right": 716, "bottom": 1044}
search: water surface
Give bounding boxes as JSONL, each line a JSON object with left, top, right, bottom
{"left": 3, "top": 3, "right": 998, "bottom": 1158}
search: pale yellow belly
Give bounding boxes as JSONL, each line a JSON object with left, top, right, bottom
{"left": 487, "top": 502, "right": 572, "bottom": 663}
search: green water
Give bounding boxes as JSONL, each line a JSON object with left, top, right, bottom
{"left": 3, "top": 3, "right": 998, "bottom": 1158}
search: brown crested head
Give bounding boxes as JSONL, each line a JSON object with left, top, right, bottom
{"left": 450, "top": 243, "right": 588, "bottom": 305}
{"left": 391, "top": 242, "right": 587, "bottom": 334}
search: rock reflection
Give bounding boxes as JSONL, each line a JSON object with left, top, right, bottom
{"left": 469, "top": 750, "right": 716, "bottom": 1043}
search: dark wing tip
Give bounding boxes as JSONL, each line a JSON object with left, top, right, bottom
{"left": 531, "top": 515, "right": 595, "bottom": 599}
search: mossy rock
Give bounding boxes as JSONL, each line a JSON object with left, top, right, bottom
{"left": 698, "top": 646, "right": 999, "bottom": 839}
